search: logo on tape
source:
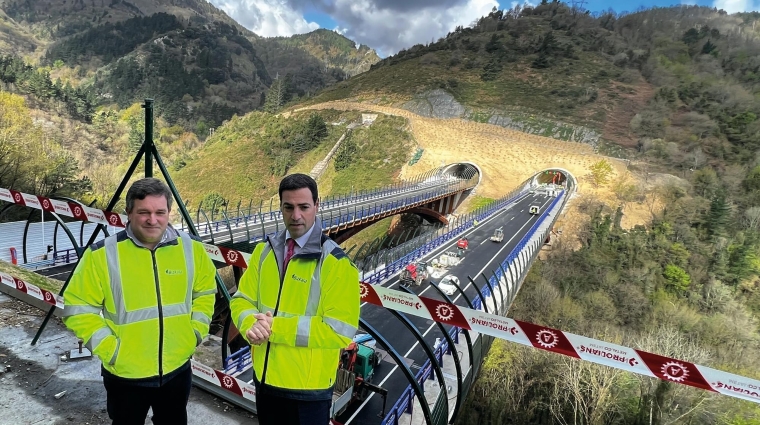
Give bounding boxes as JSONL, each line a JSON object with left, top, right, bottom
{"left": 14, "top": 193, "right": 21, "bottom": 202}
{"left": 74, "top": 206, "right": 82, "bottom": 216}
{"left": 226, "top": 250, "right": 239, "bottom": 263}
{"left": 109, "top": 214, "right": 118, "bottom": 225}
{"left": 42, "top": 199, "right": 50, "bottom": 209}
{"left": 359, "top": 283, "right": 369, "bottom": 299}
{"left": 222, "top": 375, "right": 235, "bottom": 389}
{"left": 44, "top": 291, "right": 52, "bottom": 302}
{"left": 435, "top": 304, "right": 455, "bottom": 321}
{"left": 536, "top": 329, "right": 559, "bottom": 349}
{"left": 15, "top": 279, "right": 24, "bottom": 290}
{"left": 661, "top": 361, "right": 688, "bottom": 382}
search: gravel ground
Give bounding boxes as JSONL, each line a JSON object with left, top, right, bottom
{"left": 0, "top": 291, "right": 258, "bottom": 425}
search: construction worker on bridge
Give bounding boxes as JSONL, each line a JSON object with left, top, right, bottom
{"left": 61, "top": 178, "right": 217, "bottom": 425}
{"left": 231, "top": 173, "right": 360, "bottom": 425}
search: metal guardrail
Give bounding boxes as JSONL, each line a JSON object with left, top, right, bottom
{"left": 178, "top": 179, "right": 446, "bottom": 235}
{"left": 378, "top": 180, "right": 574, "bottom": 425}
{"left": 360, "top": 177, "right": 533, "bottom": 282}
{"left": 216, "top": 178, "right": 533, "bottom": 425}
{"left": 177, "top": 166, "right": 478, "bottom": 240}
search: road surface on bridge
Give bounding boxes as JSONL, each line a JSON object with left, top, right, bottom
{"left": 340, "top": 192, "right": 555, "bottom": 425}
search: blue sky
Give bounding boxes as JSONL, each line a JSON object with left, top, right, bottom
{"left": 209, "top": 0, "right": 757, "bottom": 56}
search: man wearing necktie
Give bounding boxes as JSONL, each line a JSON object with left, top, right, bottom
{"left": 230, "top": 173, "right": 360, "bottom": 425}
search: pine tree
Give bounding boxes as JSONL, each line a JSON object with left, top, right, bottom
{"left": 264, "top": 76, "right": 289, "bottom": 113}
{"left": 305, "top": 114, "right": 328, "bottom": 148}
{"left": 334, "top": 132, "right": 358, "bottom": 171}
{"left": 701, "top": 39, "right": 717, "bottom": 55}
{"left": 707, "top": 196, "right": 730, "bottom": 237}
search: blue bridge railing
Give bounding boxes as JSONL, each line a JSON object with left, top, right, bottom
{"left": 379, "top": 189, "right": 568, "bottom": 425}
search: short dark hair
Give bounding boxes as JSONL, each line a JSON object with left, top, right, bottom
{"left": 279, "top": 173, "right": 318, "bottom": 204}
{"left": 126, "top": 178, "right": 173, "bottom": 212}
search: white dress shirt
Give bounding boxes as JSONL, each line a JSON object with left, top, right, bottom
{"left": 284, "top": 222, "right": 316, "bottom": 260}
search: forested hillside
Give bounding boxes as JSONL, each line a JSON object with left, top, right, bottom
{"left": 0, "top": 0, "right": 374, "bottom": 129}
{"left": 366, "top": 3, "right": 760, "bottom": 424}
{"left": 3, "top": 1, "right": 760, "bottom": 421}
{"left": 260, "top": 29, "right": 380, "bottom": 78}
{"left": 313, "top": 4, "right": 760, "bottom": 165}
{"left": 0, "top": 0, "right": 379, "bottom": 215}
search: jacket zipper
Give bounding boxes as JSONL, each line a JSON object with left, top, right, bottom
{"left": 151, "top": 250, "right": 165, "bottom": 386}
{"left": 259, "top": 239, "right": 287, "bottom": 385}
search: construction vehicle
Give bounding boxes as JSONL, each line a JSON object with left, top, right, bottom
{"left": 400, "top": 261, "right": 429, "bottom": 287}
{"left": 455, "top": 237, "right": 469, "bottom": 257}
{"left": 529, "top": 205, "right": 540, "bottom": 215}
{"left": 490, "top": 227, "right": 504, "bottom": 242}
{"left": 332, "top": 340, "right": 387, "bottom": 418}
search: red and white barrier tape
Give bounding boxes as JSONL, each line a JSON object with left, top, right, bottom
{"left": 191, "top": 359, "right": 256, "bottom": 399}
{"left": 0, "top": 272, "right": 65, "bottom": 310}
{"left": 12, "top": 189, "right": 760, "bottom": 404}
{"left": 0, "top": 187, "right": 254, "bottom": 268}
{"left": 0, "top": 188, "right": 127, "bottom": 227}
{"left": 360, "top": 282, "right": 760, "bottom": 405}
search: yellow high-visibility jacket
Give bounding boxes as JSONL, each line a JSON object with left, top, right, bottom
{"left": 62, "top": 226, "right": 216, "bottom": 380}
{"left": 230, "top": 221, "right": 359, "bottom": 400}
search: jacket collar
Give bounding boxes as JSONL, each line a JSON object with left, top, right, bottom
{"left": 269, "top": 217, "right": 324, "bottom": 258}
{"left": 126, "top": 223, "right": 179, "bottom": 250}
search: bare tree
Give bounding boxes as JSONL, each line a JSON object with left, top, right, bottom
{"left": 685, "top": 147, "right": 706, "bottom": 169}
{"left": 743, "top": 206, "right": 760, "bottom": 230}
{"left": 632, "top": 326, "right": 712, "bottom": 425}
{"left": 550, "top": 339, "right": 625, "bottom": 425}
{"left": 644, "top": 187, "right": 662, "bottom": 220}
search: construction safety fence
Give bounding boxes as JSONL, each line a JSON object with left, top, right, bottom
{"left": 2, "top": 185, "right": 759, "bottom": 420}
{"left": 360, "top": 280, "right": 760, "bottom": 407}
{"left": 0, "top": 272, "right": 64, "bottom": 310}
{"left": 0, "top": 174, "right": 568, "bottom": 421}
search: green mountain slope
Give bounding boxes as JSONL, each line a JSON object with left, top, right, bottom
{"left": 0, "top": 0, "right": 252, "bottom": 41}
{"left": 0, "top": 7, "right": 39, "bottom": 54}
{"left": 260, "top": 29, "right": 380, "bottom": 77}
{"left": 310, "top": 4, "right": 760, "bottom": 168}
{"left": 172, "top": 109, "right": 412, "bottom": 205}
{"left": 0, "top": 0, "right": 374, "bottom": 129}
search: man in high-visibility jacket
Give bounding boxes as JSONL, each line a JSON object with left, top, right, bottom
{"left": 230, "top": 173, "right": 359, "bottom": 425}
{"left": 62, "top": 178, "right": 217, "bottom": 425}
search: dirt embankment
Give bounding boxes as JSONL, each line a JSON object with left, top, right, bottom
{"left": 298, "top": 101, "right": 658, "bottom": 231}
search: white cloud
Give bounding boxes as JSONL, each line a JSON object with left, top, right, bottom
{"left": 209, "top": 0, "right": 319, "bottom": 37}
{"left": 329, "top": 0, "right": 499, "bottom": 56}
{"left": 210, "top": 0, "right": 503, "bottom": 55}
{"left": 712, "top": 0, "right": 760, "bottom": 13}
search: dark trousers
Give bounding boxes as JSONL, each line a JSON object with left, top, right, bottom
{"left": 103, "top": 366, "right": 192, "bottom": 425}
{"left": 256, "top": 391, "right": 331, "bottom": 425}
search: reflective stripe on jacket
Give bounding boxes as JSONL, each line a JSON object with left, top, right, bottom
{"left": 230, "top": 219, "right": 360, "bottom": 399}
{"left": 62, "top": 227, "right": 217, "bottom": 380}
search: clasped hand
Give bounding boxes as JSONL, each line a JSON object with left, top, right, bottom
{"left": 246, "top": 311, "right": 273, "bottom": 345}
